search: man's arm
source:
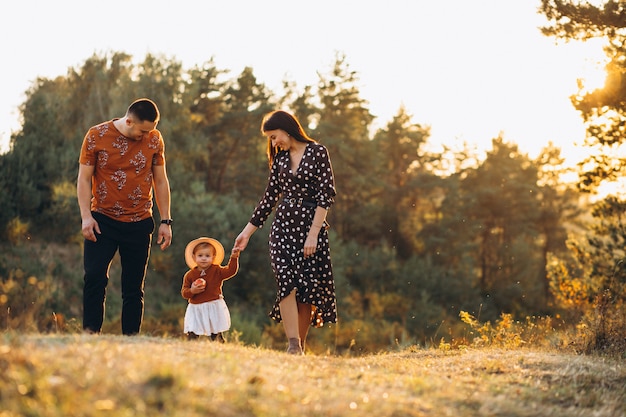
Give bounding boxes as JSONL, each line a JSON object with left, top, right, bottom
{"left": 152, "top": 164, "right": 172, "bottom": 250}
{"left": 77, "top": 164, "right": 100, "bottom": 242}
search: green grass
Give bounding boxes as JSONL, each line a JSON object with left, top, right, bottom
{"left": 1, "top": 333, "right": 624, "bottom": 417}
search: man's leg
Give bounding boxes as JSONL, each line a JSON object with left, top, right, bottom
{"left": 83, "top": 236, "right": 118, "bottom": 333}
{"left": 118, "top": 222, "right": 152, "bottom": 335}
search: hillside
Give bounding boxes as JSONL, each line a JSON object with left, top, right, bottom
{"left": 1, "top": 334, "right": 624, "bottom": 416}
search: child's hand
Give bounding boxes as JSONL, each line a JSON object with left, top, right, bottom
{"left": 190, "top": 278, "right": 206, "bottom": 294}
{"left": 231, "top": 247, "right": 240, "bottom": 258}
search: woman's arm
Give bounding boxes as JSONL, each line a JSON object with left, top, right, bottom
{"left": 304, "top": 206, "right": 328, "bottom": 258}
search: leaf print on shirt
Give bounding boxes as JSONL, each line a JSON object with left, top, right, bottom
{"left": 148, "top": 134, "right": 160, "bottom": 149}
{"left": 86, "top": 133, "right": 97, "bottom": 151}
{"left": 113, "top": 136, "right": 129, "bottom": 156}
{"left": 111, "top": 169, "right": 127, "bottom": 190}
{"left": 97, "top": 150, "right": 109, "bottom": 169}
{"left": 96, "top": 123, "right": 109, "bottom": 137}
{"left": 111, "top": 201, "right": 124, "bottom": 218}
{"left": 130, "top": 150, "right": 147, "bottom": 174}
{"left": 96, "top": 181, "right": 108, "bottom": 203}
{"left": 128, "top": 186, "right": 143, "bottom": 208}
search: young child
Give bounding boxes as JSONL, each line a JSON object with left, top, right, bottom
{"left": 181, "top": 237, "right": 240, "bottom": 341}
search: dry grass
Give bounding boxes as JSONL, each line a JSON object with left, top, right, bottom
{"left": 1, "top": 334, "right": 624, "bottom": 417}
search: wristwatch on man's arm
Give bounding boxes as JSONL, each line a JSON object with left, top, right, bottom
{"left": 161, "top": 219, "right": 173, "bottom": 226}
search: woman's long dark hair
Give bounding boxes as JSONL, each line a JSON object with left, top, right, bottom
{"left": 261, "top": 110, "right": 315, "bottom": 167}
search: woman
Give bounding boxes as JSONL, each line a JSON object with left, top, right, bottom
{"left": 234, "top": 110, "right": 337, "bottom": 354}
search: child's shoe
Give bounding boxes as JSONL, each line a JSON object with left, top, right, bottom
{"left": 211, "top": 333, "right": 225, "bottom": 343}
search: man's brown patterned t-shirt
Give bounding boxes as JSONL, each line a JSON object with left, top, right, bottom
{"left": 79, "top": 120, "right": 165, "bottom": 222}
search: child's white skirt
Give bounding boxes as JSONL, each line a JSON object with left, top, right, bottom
{"left": 184, "top": 297, "right": 231, "bottom": 335}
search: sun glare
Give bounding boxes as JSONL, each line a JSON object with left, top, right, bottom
{"left": 571, "top": 39, "right": 608, "bottom": 94}
{"left": 576, "top": 63, "right": 607, "bottom": 94}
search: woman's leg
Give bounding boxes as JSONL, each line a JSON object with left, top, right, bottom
{"left": 279, "top": 289, "right": 298, "bottom": 338}
{"left": 298, "top": 303, "right": 313, "bottom": 352}
{"left": 279, "top": 290, "right": 302, "bottom": 353}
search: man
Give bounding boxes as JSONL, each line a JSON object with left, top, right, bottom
{"left": 77, "top": 98, "right": 172, "bottom": 335}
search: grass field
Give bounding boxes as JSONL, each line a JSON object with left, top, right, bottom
{"left": 1, "top": 333, "right": 624, "bottom": 416}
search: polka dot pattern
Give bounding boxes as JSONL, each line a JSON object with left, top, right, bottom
{"left": 250, "top": 142, "right": 337, "bottom": 326}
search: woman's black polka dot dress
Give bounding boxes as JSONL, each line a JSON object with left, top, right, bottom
{"left": 250, "top": 142, "right": 337, "bottom": 326}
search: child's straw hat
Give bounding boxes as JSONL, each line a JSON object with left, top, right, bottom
{"left": 184, "top": 237, "right": 225, "bottom": 268}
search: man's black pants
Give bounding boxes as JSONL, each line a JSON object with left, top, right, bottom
{"left": 83, "top": 212, "right": 154, "bottom": 335}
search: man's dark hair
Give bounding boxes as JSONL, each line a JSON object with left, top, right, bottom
{"left": 127, "top": 98, "right": 160, "bottom": 123}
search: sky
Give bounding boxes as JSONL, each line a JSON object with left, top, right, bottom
{"left": 0, "top": 0, "right": 609, "bottom": 165}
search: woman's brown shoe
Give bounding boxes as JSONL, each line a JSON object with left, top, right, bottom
{"left": 287, "top": 337, "right": 303, "bottom": 355}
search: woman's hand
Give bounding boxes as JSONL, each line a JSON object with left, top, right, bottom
{"left": 234, "top": 223, "right": 258, "bottom": 252}
{"left": 234, "top": 233, "right": 250, "bottom": 252}
{"left": 304, "top": 232, "right": 318, "bottom": 258}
